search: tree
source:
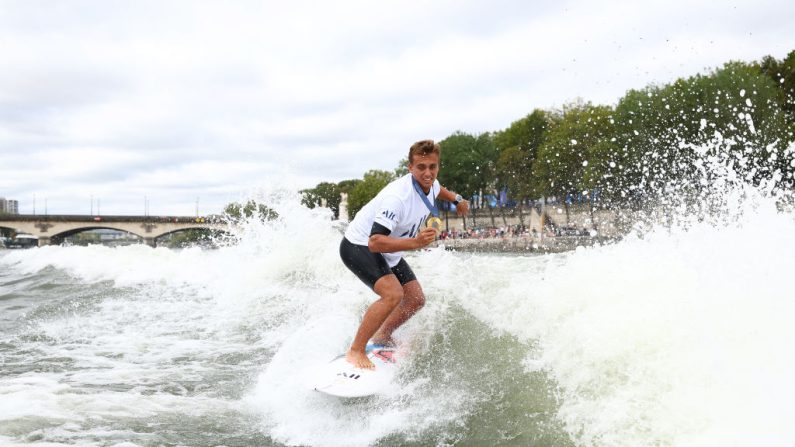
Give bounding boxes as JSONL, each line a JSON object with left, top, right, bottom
{"left": 533, "top": 101, "right": 616, "bottom": 220}
{"left": 394, "top": 157, "right": 409, "bottom": 177}
{"left": 494, "top": 109, "right": 551, "bottom": 225}
{"left": 759, "top": 50, "right": 795, "bottom": 123}
{"left": 497, "top": 146, "right": 532, "bottom": 225}
{"left": 437, "top": 131, "right": 499, "bottom": 197}
{"left": 612, "top": 61, "right": 792, "bottom": 205}
{"left": 337, "top": 179, "right": 362, "bottom": 195}
{"left": 438, "top": 131, "right": 499, "bottom": 227}
{"left": 301, "top": 182, "right": 342, "bottom": 218}
{"left": 493, "top": 109, "right": 549, "bottom": 156}
{"left": 758, "top": 50, "right": 795, "bottom": 191}
{"left": 224, "top": 200, "right": 278, "bottom": 222}
{"left": 347, "top": 170, "right": 395, "bottom": 219}
{"left": 164, "top": 228, "right": 223, "bottom": 248}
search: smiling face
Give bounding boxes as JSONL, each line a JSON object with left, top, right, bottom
{"left": 409, "top": 152, "right": 439, "bottom": 193}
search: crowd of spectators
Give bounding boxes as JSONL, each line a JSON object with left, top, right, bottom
{"left": 439, "top": 224, "right": 535, "bottom": 240}
{"left": 438, "top": 223, "right": 593, "bottom": 240}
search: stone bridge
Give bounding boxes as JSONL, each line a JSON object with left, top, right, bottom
{"left": 0, "top": 215, "right": 230, "bottom": 247}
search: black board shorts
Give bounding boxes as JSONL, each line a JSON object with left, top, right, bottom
{"left": 339, "top": 237, "right": 417, "bottom": 290}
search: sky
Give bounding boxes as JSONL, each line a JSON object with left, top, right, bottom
{"left": 0, "top": 0, "right": 793, "bottom": 216}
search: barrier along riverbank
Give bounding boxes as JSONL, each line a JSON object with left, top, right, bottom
{"left": 428, "top": 203, "right": 633, "bottom": 253}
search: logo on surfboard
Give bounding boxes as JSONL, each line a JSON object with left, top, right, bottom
{"left": 337, "top": 372, "right": 361, "bottom": 380}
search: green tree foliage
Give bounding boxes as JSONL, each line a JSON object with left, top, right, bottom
{"left": 612, "top": 61, "right": 791, "bottom": 201}
{"left": 494, "top": 109, "right": 550, "bottom": 202}
{"left": 301, "top": 50, "right": 795, "bottom": 218}
{"left": 496, "top": 146, "right": 532, "bottom": 224}
{"left": 301, "top": 182, "right": 342, "bottom": 218}
{"left": 394, "top": 157, "right": 409, "bottom": 177}
{"left": 347, "top": 170, "right": 395, "bottom": 219}
{"left": 496, "top": 147, "right": 531, "bottom": 198}
{"left": 337, "top": 179, "right": 361, "bottom": 194}
{"left": 437, "top": 131, "right": 499, "bottom": 198}
{"left": 759, "top": 50, "right": 795, "bottom": 122}
{"left": 437, "top": 131, "right": 500, "bottom": 226}
{"left": 533, "top": 101, "right": 616, "bottom": 202}
{"left": 164, "top": 228, "right": 223, "bottom": 248}
{"left": 493, "top": 109, "right": 549, "bottom": 154}
{"left": 758, "top": 52, "right": 795, "bottom": 191}
{"left": 224, "top": 200, "right": 278, "bottom": 222}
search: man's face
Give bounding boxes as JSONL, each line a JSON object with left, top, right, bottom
{"left": 409, "top": 153, "right": 439, "bottom": 192}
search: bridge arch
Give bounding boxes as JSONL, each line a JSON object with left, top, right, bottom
{"left": 50, "top": 225, "right": 232, "bottom": 247}
{"left": 52, "top": 226, "right": 147, "bottom": 240}
{"left": 0, "top": 223, "right": 25, "bottom": 235}
{"left": 0, "top": 216, "right": 231, "bottom": 247}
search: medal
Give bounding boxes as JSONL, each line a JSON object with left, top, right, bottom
{"left": 426, "top": 216, "right": 443, "bottom": 232}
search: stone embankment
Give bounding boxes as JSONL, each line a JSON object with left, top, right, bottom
{"left": 433, "top": 203, "right": 635, "bottom": 238}
{"left": 432, "top": 235, "right": 618, "bottom": 254}
{"left": 423, "top": 203, "right": 634, "bottom": 253}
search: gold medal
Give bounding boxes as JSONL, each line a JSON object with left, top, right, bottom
{"left": 426, "top": 216, "right": 443, "bottom": 232}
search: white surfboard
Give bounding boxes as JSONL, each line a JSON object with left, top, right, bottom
{"left": 311, "top": 344, "right": 400, "bottom": 397}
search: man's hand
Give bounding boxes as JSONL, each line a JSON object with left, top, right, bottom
{"left": 455, "top": 199, "right": 470, "bottom": 216}
{"left": 414, "top": 227, "right": 437, "bottom": 248}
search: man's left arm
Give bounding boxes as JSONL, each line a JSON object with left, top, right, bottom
{"left": 439, "top": 186, "right": 469, "bottom": 216}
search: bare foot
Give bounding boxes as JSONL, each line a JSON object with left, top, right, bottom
{"left": 346, "top": 349, "right": 374, "bottom": 370}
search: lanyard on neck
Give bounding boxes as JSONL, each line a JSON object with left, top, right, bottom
{"left": 412, "top": 177, "right": 439, "bottom": 217}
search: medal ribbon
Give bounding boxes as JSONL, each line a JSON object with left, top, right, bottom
{"left": 411, "top": 177, "right": 439, "bottom": 217}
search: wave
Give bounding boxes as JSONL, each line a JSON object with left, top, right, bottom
{"left": 2, "top": 176, "right": 794, "bottom": 446}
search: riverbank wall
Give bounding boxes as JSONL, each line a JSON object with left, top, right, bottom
{"left": 432, "top": 235, "right": 618, "bottom": 254}
{"left": 437, "top": 203, "right": 636, "bottom": 238}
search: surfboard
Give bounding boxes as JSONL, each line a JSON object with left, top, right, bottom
{"left": 311, "top": 344, "right": 400, "bottom": 397}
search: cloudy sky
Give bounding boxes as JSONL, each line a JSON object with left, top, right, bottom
{"left": 0, "top": 0, "right": 793, "bottom": 216}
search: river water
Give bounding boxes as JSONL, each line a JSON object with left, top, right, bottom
{"left": 1, "top": 189, "right": 795, "bottom": 447}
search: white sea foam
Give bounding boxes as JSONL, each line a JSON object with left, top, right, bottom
{"left": 451, "top": 198, "right": 795, "bottom": 445}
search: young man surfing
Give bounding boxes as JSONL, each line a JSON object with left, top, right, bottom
{"left": 339, "top": 139, "right": 469, "bottom": 369}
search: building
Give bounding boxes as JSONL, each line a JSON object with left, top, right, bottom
{"left": 0, "top": 198, "right": 20, "bottom": 214}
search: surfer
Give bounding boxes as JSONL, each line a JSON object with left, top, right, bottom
{"left": 339, "top": 139, "right": 469, "bottom": 369}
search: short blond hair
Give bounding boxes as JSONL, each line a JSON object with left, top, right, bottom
{"left": 408, "top": 139, "right": 441, "bottom": 164}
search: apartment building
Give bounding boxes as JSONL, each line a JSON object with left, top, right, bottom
{"left": 0, "top": 198, "right": 20, "bottom": 214}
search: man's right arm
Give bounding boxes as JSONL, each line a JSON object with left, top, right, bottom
{"left": 368, "top": 229, "right": 435, "bottom": 253}
{"left": 367, "top": 193, "right": 437, "bottom": 253}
